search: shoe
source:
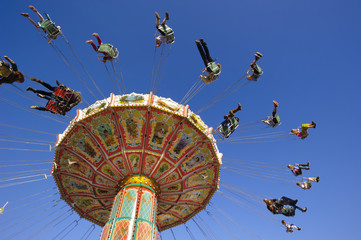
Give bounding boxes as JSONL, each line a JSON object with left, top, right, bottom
{"left": 255, "top": 52, "right": 263, "bottom": 60}
{"left": 165, "top": 11, "right": 169, "bottom": 20}
{"left": 312, "top": 121, "right": 316, "bottom": 128}
{"left": 20, "top": 13, "right": 29, "bottom": 17}
{"left": 155, "top": 12, "right": 161, "bottom": 20}
{"left": 92, "top": 33, "right": 99, "bottom": 37}
{"left": 302, "top": 207, "right": 307, "bottom": 212}
{"left": 273, "top": 100, "right": 279, "bottom": 107}
{"left": 237, "top": 103, "right": 242, "bottom": 111}
{"left": 56, "top": 80, "right": 61, "bottom": 86}
{"left": 316, "top": 176, "right": 320, "bottom": 182}
{"left": 26, "top": 87, "right": 34, "bottom": 91}
{"left": 200, "top": 38, "right": 205, "bottom": 43}
{"left": 298, "top": 227, "right": 301, "bottom": 231}
{"left": 306, "top": 162, "right": 310, "bottom": 167}
{"left": 85, "top": 40, "right": 93, "bottom": 44}
{"left": 294, "top": 199, "right": 298, "bottom": 205}
{"left": 29, "top": 5, "right": 37, "bottom": 11}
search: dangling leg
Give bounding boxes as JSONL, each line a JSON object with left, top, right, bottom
{"left": 250, "top": 52, "right": 263, "bottom": 66}
{"left": 308, "top": 177, "right": 320, "bottom": 182}
{"left": 295, "top": 205, "right": 307, "bottom": 212}
{"left": 30, "top": 106, "right": 53, "bottom": 113}
{"left": 272, "top": 100, "right": 278, "bottom": 116}
{"left": 36, "top": 94, "right": 51, "bottom": 101}
{"left": 298, "top": 162, "right": 310, "bottom": 170}
{"left": 195, "top": 40, "right": 208, "bottom": 67}
{"left": 155, "top": 12, "right": 161, "bottom": 28}
{"left": 30, "top": 77, "right": 56, "bottom": 91}
{"left": 200, "top": 39, "right": 214, "bottom": 63}
{"left": 161, "top": 12, "right": 169, "bottom": 26}
{"left": 92, "top": 33, "right": 102, "bottom": 45}
{"left": 20, "top": 13, "right": 39, "bottom": 28}
{"left": 291, "top": 224, "right": 301, "bottom": 231}
{"left": 29, "top": 5, "right": 44, "bottom": 22}
{"left": 86, "top": 40, "right": 98, "bottom": 52}
{"left": 26, "top": 87, "right": 53, "bottom": 97}
{"left": 229, "top": 103, "right": 242, "bottom": 115}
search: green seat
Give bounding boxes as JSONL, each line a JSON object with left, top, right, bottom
{"left": 274, "top": 113, "right": 281, "bottom": 124}
{"left": 207, "top": 62, "right": 221, "bottom": 75}
{"left": 218, "top": 117, "right": 239, "bottom": 138}
{"left": 98, "top": 44, "right": 119, "bottom": 59}
{"left": 39, "top": 15, "right": 60, "bottom": 39}
{"left": 158, "top": 25, "right": 175, "bottom": 44}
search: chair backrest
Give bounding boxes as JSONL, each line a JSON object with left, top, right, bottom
{"left": 98, "top": 44, "right": 119, "bottom": 58}
{"left": 39, "top": 19, "right": 60, "bottom": 37}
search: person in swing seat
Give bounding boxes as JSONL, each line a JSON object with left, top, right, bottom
{"left": 195, "top": 38, "right": 221, "bottom": 84}
{"left": 247, "top": 52, "right": 263, "bottom": 81}
{"left": 262, "top": 100, "right": 281, "bottom": 127}
{"left": 86, "top": 33, "right": 119, "bottom": 64}
{"left": 290, "top": 121, "right": 316, "bottom": 139}
{"left": 218, "top": 103, "right": 242, "bottom": 138}
{"left": 155, "top": 11, "right": 175, "bottom": 48}
{"left": 0, "top": 56, "right": 25, "bottom": 85}
{"left": 26, "top": 77, "right": 81, "bottom": 115}
{"left": 21, "top": 5, "right": 62, "bottom": 44}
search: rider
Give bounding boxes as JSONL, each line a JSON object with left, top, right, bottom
{"left": 264, "top": 197, "right": 307, "bottom": 217}
{"left": 155, "top": 11, "right": 175, "bottom": 47}
{"left": 247, "top": 52, "right": 263, "bottom": 81}
{"left": 219, "top": 103, "right": 242, "bottom": 138}
{"left": 27, "top": 77, "right": 80, "bottom": 115}
{"left": 196, "top": 39, "right": 221, "bottom": 84}
{"left": 0, "top": 56, "right": 25, "bottom": 85}
{"left": 288, "top": 162, "right": 310, "bottom": 176}
{"left": 281, "top": 220, "right": 301, "bottom": 233}
{"left": 296, "top": 176, "right": 320, "bottom": 190}
{"left": 86, "top": 33, "right": 119, "bottom": 64}
{"left": 262, "top": 100, "right": 281, "bottom": 127}
{"left": 21, "top": 5, "right": 62, "bottom": 44}
{"left": 290, "top": 121, "right": 316, "bottom": 139}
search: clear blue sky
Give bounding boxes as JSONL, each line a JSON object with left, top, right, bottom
{"left": 0, "top": 0, "right": 360, "bottom": 239}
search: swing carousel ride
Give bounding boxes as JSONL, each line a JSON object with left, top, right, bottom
{"left": 52, "top": 93, "right": 222, "bottom": 239}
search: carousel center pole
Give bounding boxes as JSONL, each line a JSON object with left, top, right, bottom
{"left": 100, "top": 175, "right": 161, "bottom": 240}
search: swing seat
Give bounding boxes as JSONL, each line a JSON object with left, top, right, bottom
{"left": 207, "top": 62, "right": 221, "bottom": 75}
{"left": 45, "top": 100, "right": 61, "bottom": 115}
{"left": 200, "top": 74, "right": 217, "bottom": 84}
{"left": 274, "top": 113, "right": 281, "bottom": 124}
{"left": 158, "top": 25, "right": 175, "bottom": 44}
{"left": 216, "top": 117, "right": 239, "bottom": 139}
{"left": 0, "top": 62, "right": 12, "bottom": 78}
{"left": 39, "top": 19, "right": 60, "bottom": 39}
{"left": 97, "top": 44, "right": 119, "bottom": 59}
{"left": 53, "top": 86, "right": 81, "bottom": 110}
{"left": 264, "top": 114, "right": 281, "bottom": 128}
{"left": 251, "top": 64, "right": 262, "bottom": 75}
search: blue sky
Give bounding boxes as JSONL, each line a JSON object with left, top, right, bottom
{"left": 0, "top": 0, "right": 360, "bottom": 239}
